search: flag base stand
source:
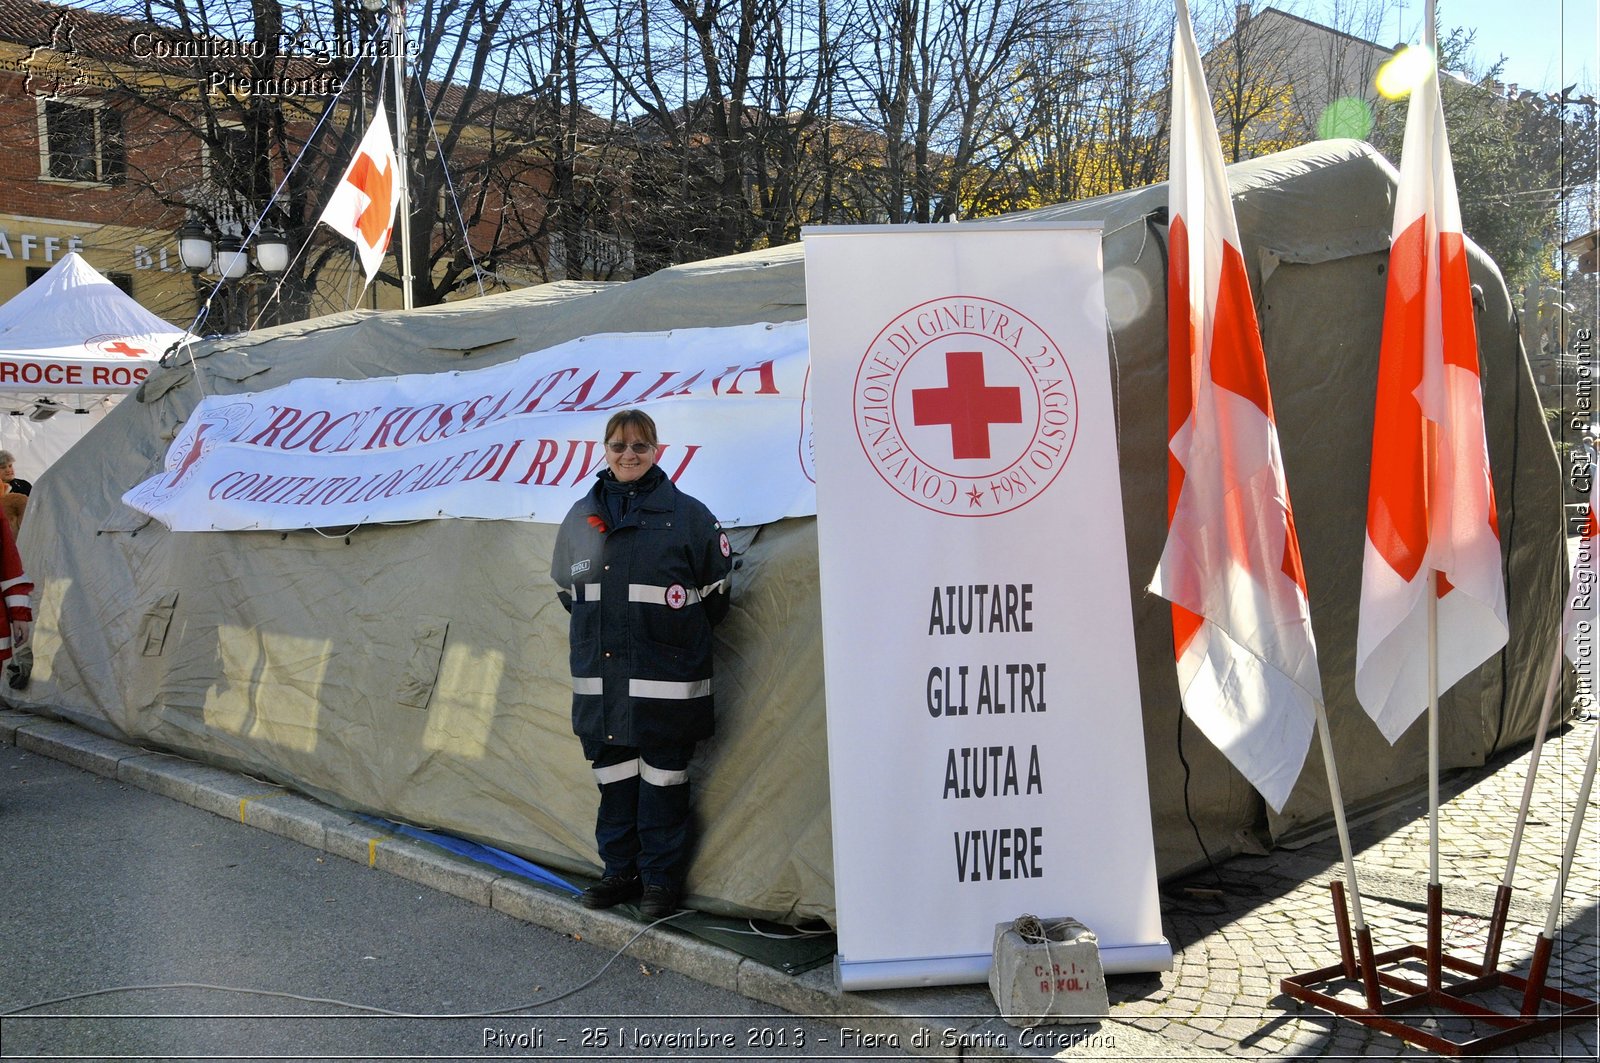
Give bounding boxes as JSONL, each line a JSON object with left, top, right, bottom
{"left": 1279, "top": 883, "right": 1597, "bottom": 1056}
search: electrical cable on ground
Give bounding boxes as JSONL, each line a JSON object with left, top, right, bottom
{"left": 0, "top": 910, "right": 690, "bottom": 1019}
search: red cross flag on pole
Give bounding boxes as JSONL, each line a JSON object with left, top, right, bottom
{"left": 1355, "top": 9, "right": 1507, "bottom": 744}
{"left": 318, "top": 110, "right": 400, "bottom": 285}
{"left": 1148, "top": 0, "right": 1321, "bottom": 813}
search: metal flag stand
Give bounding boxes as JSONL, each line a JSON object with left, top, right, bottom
{"left": 1280, "top": 628, "right": 1598, "bottom": 1055}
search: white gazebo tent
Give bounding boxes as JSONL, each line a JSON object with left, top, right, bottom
{"left": 0, "top": 252, "right": 185, "bottom": 476}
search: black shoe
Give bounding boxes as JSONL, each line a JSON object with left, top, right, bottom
{"left": 581, "top": 874, "right": 641, "bottom": 909}
{"left": 639, "top": 883, "right": 680, "bottom": 919}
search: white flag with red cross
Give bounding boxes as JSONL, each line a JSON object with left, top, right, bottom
{"left": 1148, "top": 0, "right": 1322, "bottom": 814}
{"left": 1355, "top": 12, "right": 1508, "bottom": 743}
{"left": 318, "top": 110, "right": 400, "bottom": 284}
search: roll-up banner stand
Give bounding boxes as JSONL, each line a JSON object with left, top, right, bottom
{"left": 802, "top": 223, "right": 1171, "bottom": 990}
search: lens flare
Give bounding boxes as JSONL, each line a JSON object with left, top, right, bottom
{"left": 1318, "top": 97, "right": 1373, "bottom": 140}
{"left": 1103, "top": 265, "right": 1152, "bottom": 331}
{"left": 1375, "top": 45, "right": 1435, "bottom": 100}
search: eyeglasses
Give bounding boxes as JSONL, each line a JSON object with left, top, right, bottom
{"left": 606, "top": 441, "right": 656, "bottom": 454}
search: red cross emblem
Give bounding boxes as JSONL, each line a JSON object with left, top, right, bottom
{"left": 665, "top": 584, "right": 688, "bottom": 609}
{"left": 851, "top": 296, "right": 1078, "bottom": 518}
{"left": 165, "top": 420, "right": 213, "bottom": 487}
{"left": 911, "top": 351, "right": 1023, "bottom": 460}
{"left": 102, "top": 340, "right": 149, "bottom": 358}
{"left": 348, "top": 151, "right": 394, "bottom": 247}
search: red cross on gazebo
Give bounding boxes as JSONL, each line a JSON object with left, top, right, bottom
{"left": 102, "top": 340, "right": 149, "bottom": 358}
{"left": 911, "top": 350, "right": 1023, "bottom": 460}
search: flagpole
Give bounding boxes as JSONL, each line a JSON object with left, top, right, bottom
{"left": 1521, "top": 716, "right": 1599, "bottom": 1015}
{"left": 1427, "top": 569, "right": 1442, "bottom": 992}
{"left": 388, "top": 0, "right": 414, "bottom": 310}
{"left": 1483, "top": 639, "right": 1565, "bottom": 974}
{"left": 1311, "top": 697, "right": 1382, "bottom": 1007}
{"left": 1417, "top": 3, "right": 1455, "bottom": 997}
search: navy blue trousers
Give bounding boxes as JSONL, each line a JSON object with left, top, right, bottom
{"left": 582, "top": 739, "right": 695, "bottom": 888}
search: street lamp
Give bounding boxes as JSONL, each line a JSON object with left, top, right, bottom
{"left": 173, "top": 218, "right": 291, "bottom": 332}
{"left": 215, "top": 235, "right": 249, "bottom": 280}
{"left": 254, "top": 229, "right": 291, "bottom": 274}
{"left": 176, "top": 219, "right": 214, "bottom": 273}
{"left": 173, "top": 220, "right": 290, "bottom": 280}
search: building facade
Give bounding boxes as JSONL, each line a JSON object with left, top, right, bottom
{"left": 0, "top": 0, "right": 626, "bottom": 334}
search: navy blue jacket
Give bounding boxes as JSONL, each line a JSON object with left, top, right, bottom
{"left": 551, "top": 469, "right": 732, "bottom": 747}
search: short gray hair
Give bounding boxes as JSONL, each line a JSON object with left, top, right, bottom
{"left": 0, "top": 451, "right": 14, "bottom": 467}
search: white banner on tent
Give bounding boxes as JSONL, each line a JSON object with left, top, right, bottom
{"left": 123, "top": 321, "right": 816, "bottom": 531}
{"left": 802, "top": 222, "right": 1170, "bottom": 990}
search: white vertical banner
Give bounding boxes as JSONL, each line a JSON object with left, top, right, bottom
{"left": 802, "top": 223, "right": 1170, "bottom": 990}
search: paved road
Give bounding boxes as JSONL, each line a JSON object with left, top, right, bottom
{"left": 0, "top": 743, "right": 911, "bottom": 1061}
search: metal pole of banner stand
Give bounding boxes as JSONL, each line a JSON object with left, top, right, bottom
{"left": 1521, "top": 715, "right": 1599, "bottom": 1016}
{"left": 1483, "top": 642, "right": 1564, "bottom": 975}
{"left": 1426, "top": 570, "right": 1443, "bottom": 993}
{"left": 389, "top": 0, "right": 414, "bottom": 310}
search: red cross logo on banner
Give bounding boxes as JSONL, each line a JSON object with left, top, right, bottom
{"left": 910, "top": 351, "right": 1023, "bottom": 460}
{"left": 102, "top": 340, "right": 149, "bottom": 358}
{"left": 665, "top": 584, "right": 688, "bottom": 609}
{"left": 164, "top": 421, "right": 213, "bottom": 487}
{"left": 851, "top": 295, "right": 1078, "bottom": 518}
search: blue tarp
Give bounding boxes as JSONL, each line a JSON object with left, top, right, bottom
{"left": 357, "top": 814, "right": 581, "bottom": 894}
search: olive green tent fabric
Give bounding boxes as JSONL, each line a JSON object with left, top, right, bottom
{"left": 5, "top": 140, "right": 1566, "bottom": 924}
{"left": 1000, "top": 141, "right": 1566, "bottom": 857}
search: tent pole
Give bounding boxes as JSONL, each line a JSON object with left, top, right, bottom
{"left": 1484, "top": 640, "right": 1564, "bottom": 975}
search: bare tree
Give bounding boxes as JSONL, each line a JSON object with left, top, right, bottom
{"left": 1093, "top": 5, "right": 1173, "bottom": 190}
{"left": 980, "top": 0, "right": 1170, "bottom": 210}
{"left": 576, "top": 0, "right": 764, "bottom": 260}
{"left": 977, "top": 1, "right": 1098, "bottom": 211}
{"left": 832, "top": 0, "right": 1052, "bottom": 223}
{"left": 1199, "top": 0, "right": 1301, "bottom": 161}
{"left": 741, "top": 0, "right": 838, "bottom": 245}
{"left": 1288, "top": 0, "right": 1398, "bottom": 141}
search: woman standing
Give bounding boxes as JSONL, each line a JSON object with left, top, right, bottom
{"left": 551, "top": 409, "right": 733, "bottom": 918}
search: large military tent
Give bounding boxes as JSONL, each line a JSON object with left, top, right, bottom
{"left": 5, "top": 140, "right": 1567, "bottom": 925}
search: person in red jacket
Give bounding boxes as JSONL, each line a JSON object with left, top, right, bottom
{"left": 0, "top": 515, "right": 32, "bottom": 670}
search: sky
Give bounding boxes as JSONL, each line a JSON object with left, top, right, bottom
{"left": 1301, "top": 0, "right": 1599, "bottom": 95}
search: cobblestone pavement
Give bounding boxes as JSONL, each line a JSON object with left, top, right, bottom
{"left": 1100, "top": 712, "right": 1599, "bottom": 1060}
